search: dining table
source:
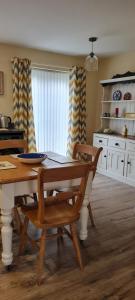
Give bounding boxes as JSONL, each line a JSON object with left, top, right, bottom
{"left": 0, "top": 151, "right": 93, "bottom": 267}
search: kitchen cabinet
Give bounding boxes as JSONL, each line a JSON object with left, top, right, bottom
{"left": 107, "top": 149, "right": 125, "bottom": 178}
{"left": 126, "top": 151, "right": 135, "bottom": 185}
{"left": 97, "top": 148, "right": 108, "bottom": 172}
{"left": 93, "top": 73, "right": 135, "bottom": 186}
{"left": 93, "top": 133, "right": 135, "bottom": 187}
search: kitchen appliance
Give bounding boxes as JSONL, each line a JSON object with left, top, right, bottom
{"left": 0, "top": 115, "right": 12, "bottom": 128}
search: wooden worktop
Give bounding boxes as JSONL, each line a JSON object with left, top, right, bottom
{"left": 94, "top": 132, "right": 135, "bottom": 140}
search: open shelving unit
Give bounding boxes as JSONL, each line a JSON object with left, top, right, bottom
{"left": 100, "top": 75, "right": 135, "bottom": 135}
{"left": 93, "top": 74, "right": 135, "bottom": 187}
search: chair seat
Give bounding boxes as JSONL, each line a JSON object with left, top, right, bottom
{"left": 22, "top": 201, "right": 79, "bottom": 228}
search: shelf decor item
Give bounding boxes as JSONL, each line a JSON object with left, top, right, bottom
{"left": 115, "top": 107, "right": 119, "bottom": 117}
{"left": 121, "top": 125, "right": 128, "bottom": 137}
{"left": 125, "top": 113, "right": 135, "bottom": 119}
{"left": 112, "top": 71, "right": 135, "bottom": 79}
{"left": 113, "top": 90, "right": 122, "bottom": 101}
{"left": 123, "top": 92, "right": 132, "bottom": 100}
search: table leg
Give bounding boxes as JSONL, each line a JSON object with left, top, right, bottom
{"left": 79, "top": 173, "right": 93, "bottom": 240}
{"left": 79, "top": 196, "right": 89, "bottom": 240}
{"left": 0, "top": 183, "right": 15, "bottom": 266}
{"left": 1, "top": 209, "right": 13, "bottom": 266}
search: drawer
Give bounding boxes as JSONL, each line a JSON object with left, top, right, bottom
{"left": 93, "top": 135, "right": 108, "bottom": 147}
{"left": 108, "top": 138, "right": 126, "bottom": 150}
{"left": 127, "top": 141, "right": 135, "bottom": 152}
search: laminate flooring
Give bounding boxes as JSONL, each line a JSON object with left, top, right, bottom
{"left": 0, "top": 174, "right": 135, "bottom": 300}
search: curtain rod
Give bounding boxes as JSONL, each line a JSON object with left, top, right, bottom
{"left": 31, "top": 63, "right": 72, "bottom": 73}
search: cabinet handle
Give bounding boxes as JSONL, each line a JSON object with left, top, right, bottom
{"left": 99, "top": 140, "right": 103, "bottom": 143}
{"left": 127, "top": 161, "right": 131, "bottom": 165}
{"left": 121, "top": 160, "right": 124, "bottom": 163}
{"left": 115, "top": 143, "right": 119, "bottom": 146}
{"left": 104, "top": 155, "right": 107, "bottom": 158}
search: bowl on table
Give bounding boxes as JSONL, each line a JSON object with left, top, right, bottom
{"left": 17, "top": 153, "right": 47, "bottom": 164}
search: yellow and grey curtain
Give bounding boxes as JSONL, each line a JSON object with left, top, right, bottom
{"left": 67, "top": 66, "right": 86, "bottom": 157}
{"left": 11, "top": 57, "right": 36, "bottom": 152}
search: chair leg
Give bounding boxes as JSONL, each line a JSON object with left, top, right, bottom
{"left": 70, "top": 223, "right": 83, "bottom": 271}
{"left": 33, "top": 193, "right": 38, "bottom": 203}
{"left": 19, "top": 216, "right": 29, "bottom": 255}
{"left": 13, "top": 207, "right": 22, "bottom": 234}
{"left": 37, "top": 228, "right": 46, "bottom": 283}
{"left": 57, "top": 227, "right": 64, "bottom": 246}
{"left": 87, "top": 202, "right": 95, "bottom": 227}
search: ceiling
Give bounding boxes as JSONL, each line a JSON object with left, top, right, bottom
{"left": 0, "top": 0, "right": 135, "bottom": 57}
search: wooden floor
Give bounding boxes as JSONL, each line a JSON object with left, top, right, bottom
{"left": 1, "top": 174, "right": 135, "bottom": 300}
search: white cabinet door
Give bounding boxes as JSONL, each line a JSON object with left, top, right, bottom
{"left": 93, "top": 133, "right": 135, "bottom": 186}
{"left": 107, "top": 149, "right": 125, "bottom": 177}
{"left": 97, "top": 149, "right": 108, "bottom": 171}
{"left": 126, "top": 153, "right": 135, "bottom": 181}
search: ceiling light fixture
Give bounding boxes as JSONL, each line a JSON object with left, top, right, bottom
{"left": 84, "top": 37, "right": 98, "bottom": 71}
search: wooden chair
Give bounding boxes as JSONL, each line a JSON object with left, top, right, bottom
{"left": 56, "top": 143, "right": 103, "bottom": 227}
{"left": 0, "top": 139, "right": 37, "bottom": 232}
{"left": 0, "top": 139, "right": 28, "bottom": 153}
{"left": 19, "top": 163, "right": 94, "bottom": 284}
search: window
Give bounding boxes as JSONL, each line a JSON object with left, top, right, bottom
{"left": 32, "top": 68, "right": 69, "bottom": 155}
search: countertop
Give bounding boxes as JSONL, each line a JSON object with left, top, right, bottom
{"left": 93, "top": 132, "right": 135, "bottom": 141}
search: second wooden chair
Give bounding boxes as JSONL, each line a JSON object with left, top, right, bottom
{"left": 56, "top": 143, "right": 103, "bottom": 227}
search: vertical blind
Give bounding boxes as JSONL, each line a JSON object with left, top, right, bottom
{"left": 32, "top": 68, "right": 69, "bottom": 155}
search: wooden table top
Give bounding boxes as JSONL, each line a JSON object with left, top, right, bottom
{"left": 0, "top": 152, "right": 88, "bottom": 184}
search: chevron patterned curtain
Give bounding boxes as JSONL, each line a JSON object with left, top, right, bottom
{"left": 11, "top": 57, "right": 36, "bottom": 152}
{"left": 67, "top": 66, "right": 86, "bottom": 157}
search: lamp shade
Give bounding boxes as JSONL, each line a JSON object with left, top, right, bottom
{"left": 85, "top": 37, "right": 98, "bottom": 72}
{"left": 85, "top": 54, "right": 98, "bottom": 71}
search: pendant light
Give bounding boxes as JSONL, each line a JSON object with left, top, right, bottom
{"left": 84, "top": 37, "right": 98, "bottom": 71}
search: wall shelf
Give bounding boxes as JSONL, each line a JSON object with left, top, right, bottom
{"left": 101, "top": 117, "right": 135, "bottom": 121}
{"left": 100, "top": 75, "right": 135, "bottom": 86}
{"left": 101, "top": 100, "right": 135, "bottom": 103}
{"left": 100, "top": 75, "right": 135, "bottom": 135}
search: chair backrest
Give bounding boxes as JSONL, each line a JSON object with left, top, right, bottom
{"left": 0, "top": 139, "right": 28, "bottom": 153}
{"left": 37, "top": 163, "right": 95, "bottom": 224}
{"left": 72, "top": 143, "right": 103, "bottom": 179}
